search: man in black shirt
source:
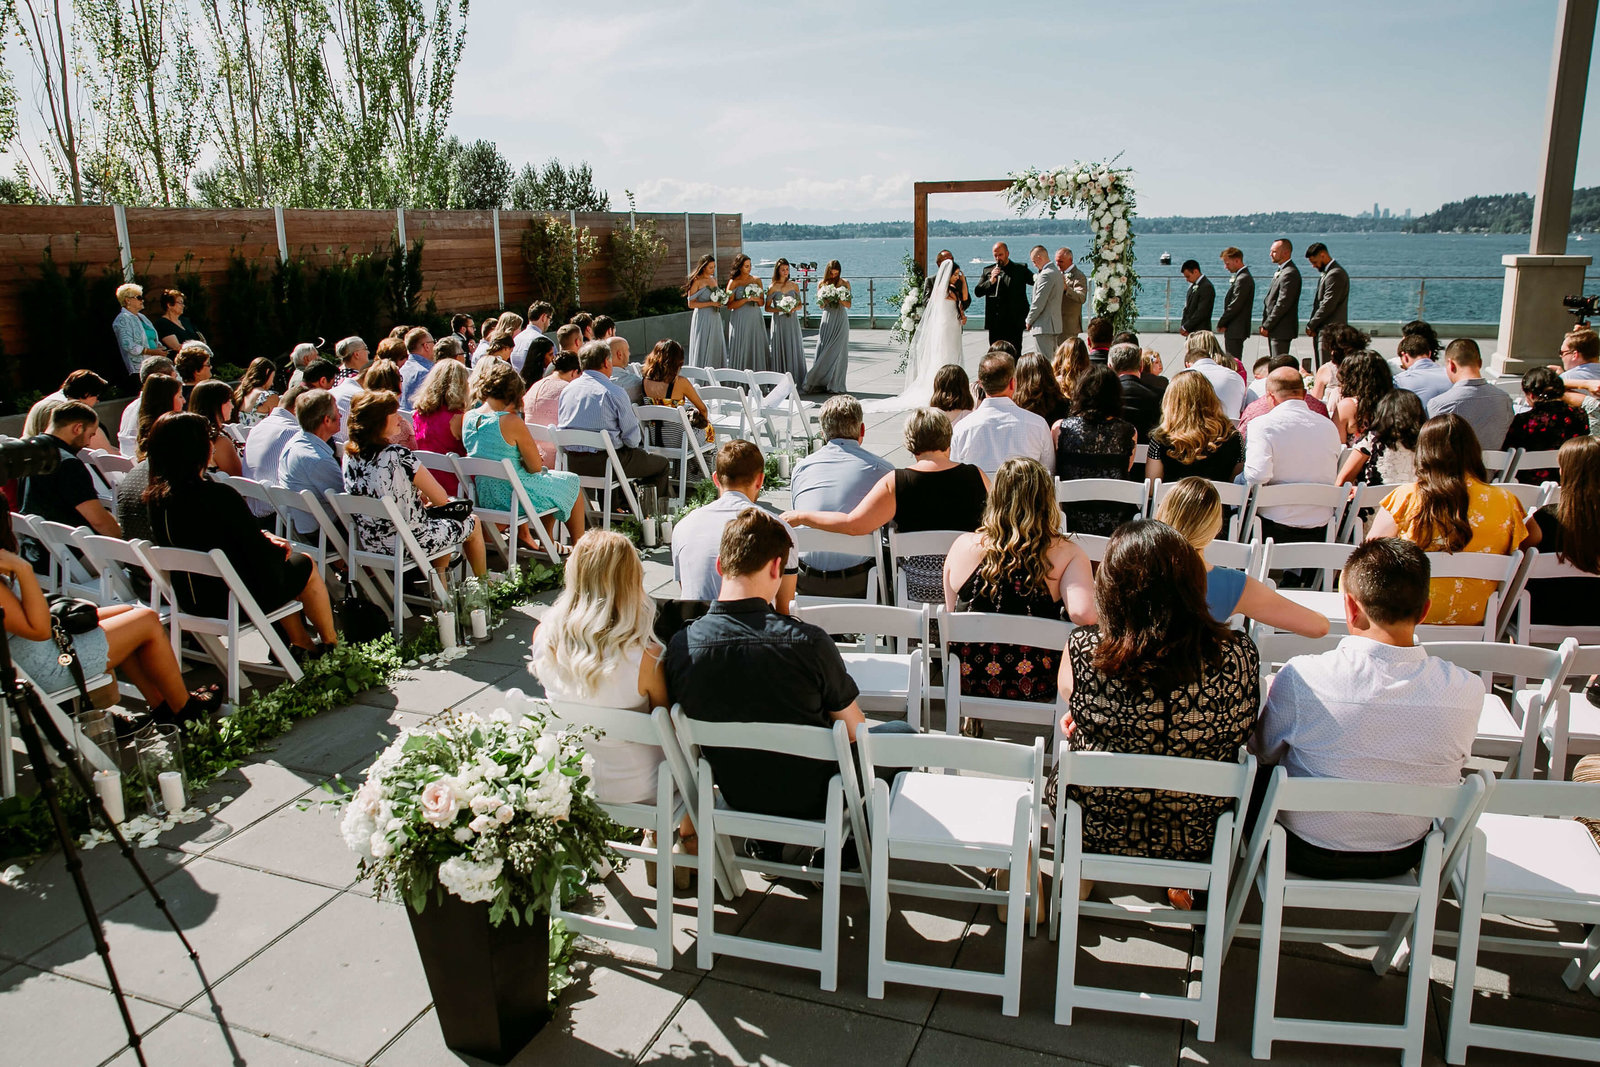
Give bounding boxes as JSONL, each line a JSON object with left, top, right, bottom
{"left": 664, "top": 508, "right": 912, "bottom": 822}
{"left": 19, "top": 401, "right": 121, "bottom": 571}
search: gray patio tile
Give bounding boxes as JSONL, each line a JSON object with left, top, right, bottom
{"left": 28, "top": 856, "right": 337, "bottom": 1008}
{"left": 0, "top": 966, "right": 170, "bottom": 1067}
{"left": 911, "top": 1028, "right": 1099, "bottom": 1067}
{"left": 1423, "top": 913, "right": 1600, "bottom": 1013}
{"left": 640, "top": 975, "right": 922, "bottom": 1066}
{"left": 165, "top": 761, "right": 326, "bottom": 855}
{"left": 0, "top": 839, "right": 191, "bottom": 961}
{"left": 375, "top": 952, "right": 698, "bottom": 1067}
{"left": 205, "top": 784, "right": 362, "bottom": 890}
{"left": 1427, "top": 978, "right": 1600, "bottom": 1064}
{"left": 257, "top": 702, "right": 430, "bottom": 776}
{"left": 202, "top": 892, "right": 433, "bottom": 1063}
{"left": 358, "top": 654, "right": 524, "bottom": 716}
{"left": 105, "top": 1005, "right": 350, "bottom": 1065}
{"left": 925, "top": 917, "right": 1188, "bottom": 1064}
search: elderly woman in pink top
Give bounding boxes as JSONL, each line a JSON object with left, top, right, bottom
{"left": 523, "top": 348, "right": 581, "bottom": 468}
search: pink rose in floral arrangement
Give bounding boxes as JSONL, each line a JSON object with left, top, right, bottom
{"left": 420, "top": 779, "right": 461, "bottom": 827}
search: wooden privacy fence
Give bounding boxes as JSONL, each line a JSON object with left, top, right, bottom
{"left": 0, "top": 205, "right": 744, "bottom": 361}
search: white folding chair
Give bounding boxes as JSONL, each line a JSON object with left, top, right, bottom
{"left": 1424, "top": 639, "right": 1575, "bottom": 780}
{"left": 10, "top": 512, "right": 57, "bottom": 594}
{"left": 2, "top": 662, "right": 120, "bottom": 800}
{"left": 1530, "top": 644, "right": 1600, "bottom": 780}
{"left": 1052, "top": 749, "right": 1257, "bottom": 1041}
{"left": 546, "top": 701, "right": 684, "bottom": 969}
{"left": 749, "top": 370, "right": 819, "bottom": 452}
{"left": 1445, "top": 778, "right": 1600, "bottom": 1063}
{"left": 1258, "top": 538, "right": 1357, "bottom": 596}
{"left": 1054, "top": 477, "right": 1148, "bottom": 535}
{"left": 85, "top": 449, "right": 133, "bottom": 490}
{"left": 1510, "top": 448, "right": 1562, "bottom": 484}
{"left": 858, "top": 731, "right": 1045, "bottom": 1016}
{"left": 1242, "top": 482, "right": 1348, "bottom": 544}
{"left": 1339, "top": 482, "right": 1404, "bottom": 542}
{"left": 885, "top": 529, "right": 963, "bottom": 611}
{"left": 410, "top": 449, "right": 463, "bottom": 494}
{"left": 31, "top": 520, "right": 101, "bottom": 602}
{"left": 1414, "top": 551, "right": 1522, "bottom": 643}
{"left": 139, "top": 544, "right": 305, "bottom": 704}
{"left": 1503, "top": 548, "right": 1600, "bottom": 646}
{"left": 1072, "top": 533, "right": 1109, "bottom": 564}
{"left": 1491, "top": 480, "right": 1545, "bottom": 511}
{"left": 939, "top": 611, "right": 1073, "bottom": 745}
{"left": 211, "top": 470, "right": 280, "bottom": 523}
{"left": 1483, "top": 448, "right": 1521, "bottom": 481}
{"left": 696, "top": 385, "right": 757, "bottom": 443}
{"left": 708, "top": 373, "right": 781, "bottom": 449}
{"left": 795, "top": 603, "right": 926, "bottom": 730}
{"left": 791, "top": 527, "right": 884, "bottom": 605}
{"left": 71, "top": 532, "right": 163, "bottom": 615}
{"left": 1153, "top": 478, "right": 1253, "bottom": 541}
{"left": 324, "top": 490, "right": 456, "bottom": 636}
{"left": 552, "top": 427, "right": 644, "bottom": 530}
{"left": 1225, "top": 768, "right": 1488, "bottom": 1067}
{"left": 670, "top": 710, "right": 867, "bottom": 991}
{"left": 450, "top": 455, "right": 563, "bottom": 566}
{"left": 633, "top": 406, "right": 712, "bottom": 511}
{"left": 676, "top": 366, "right": 714, "bottom": 389}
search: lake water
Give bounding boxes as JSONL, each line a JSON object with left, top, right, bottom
{"left": 743, "top": 231, "right": 1600, "bottom": 326}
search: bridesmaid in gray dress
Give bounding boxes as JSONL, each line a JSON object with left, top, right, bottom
{"left": 766, "top": 258, "right": 806, "bottom": 383}
{"left": 724, "top": 254, "right": 769, "bottom": 371}
{"left": 802, "top": 259, "right": 851, "bottom": 393}
{"left": 684, "top": 254, "right": 727, "bottom": 368}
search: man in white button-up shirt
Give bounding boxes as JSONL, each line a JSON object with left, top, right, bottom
{"left": 1185, "top": 338, "right": 1247, "bottom": 420}
{"left": 1254, "top": 539, "right": 1482, "bottom": 878}
{"left": 949, "top": 351, "right": 1055, "bottom": 477}
{"left": 1239, "top": 368, "right": 1342, "bottom": 539}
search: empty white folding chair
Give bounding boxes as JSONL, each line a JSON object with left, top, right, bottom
{"left": 1054, "top": 477, "right": 1148, "bottom": 535}
{"left": 1424, "top": 639, "right": 1574, "bottom": 779}
{"left": 671, "top": 709, "right": 867, "bottom": 991}
{"left": 1052, "top": 749, "right": 1256, "bottom": 1041}
{"left": 696, "top": 385, "right": 757, "bottom": 443}
{"left": 546, "top": 701, "right": 685, "bottom": 969}
{"left": 1530, "top": 644, "right": 1600, "bottom": 780}
{"left": 749, "top": 370, "right": 819, "bottom": 452}
{"left": 707, "top": 373, "right": 782, "bottom": 450}
{"left": 885, "top": 529, "right": 963, "bottom": 611}
{"left": 1153, "top": 478, "right": 1253, "bottom": 540}
{"left": 1445, "top": 778, "right": 1600, "bottom": 1063}
{"left": 324, "top": 490, "right": 456, "bottom": 636}
{"left": 1242, "top": 482, "right": 1349, "bottom": 544}
{"left": 791, "top": 526, "right": 884, "bottom": 605}
{"left": 1225, "top": 768, "right": 1488, "bottom": 1067}
{"left": 264, "top": 484, "right": 390, "bottom": 608}
{"left": 795, "top": 603, "right": 926, "bottom": 730}
{"left": 1482, "top": 448, "right": 1520, "bottom": 481}
{"left": 1414, "top": 551, "right": 1523, "bottom": 643}
{"left": 676, "top": 366, "right": 714, "bottom": 388}
{"left": 939, "top": 611, "right": 1073, "bottom": 744}
{"left": 633, "top": 406, "right": 712, "bottom": 511}
{"left": 450, "top": 455, "right": 563, "bottom": 566}
{"left": 1338, "top": 482, "right": 1404, "bottom": 543}
{"left": 551, "top": 427, "right": 644, "bottom": 530}
{"left": 1257, "top": 537, "right": 1357, "bottom": 599}
{"left": 858, "top": 731, "right": 1045, "bottom": 1017}
{"left": 140, "top": 544, "right": 305, "bottom": 704}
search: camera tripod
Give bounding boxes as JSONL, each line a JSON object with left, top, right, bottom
{"left": 1, "top": 611, "right": 236, "bottom": 1066}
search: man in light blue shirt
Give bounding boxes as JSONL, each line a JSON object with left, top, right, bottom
{"left": 1427, "top": 338, "right": 1513, "bottom": 450}
{"left": 788, "top": 395, "right": 894, "bottom": 597}
{"left": 1559, "top": 325, "right": 1600, "bottom": 382}
{"left": 556, "top": 340, "right": 669, "bottom": 497}
{"left": 397, "top": 327, "right": 435, "bottom": 411}
{"left": 1392, "top": 333, "right": 1451, "bottom": 405}
{"left": 277, "top": 389, "right": 345, "bottom": 535}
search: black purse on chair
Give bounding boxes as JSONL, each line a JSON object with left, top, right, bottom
{"left": 45, "top": 595, "right": 101, "bottom": 703}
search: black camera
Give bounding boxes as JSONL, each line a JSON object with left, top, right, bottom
{"left": 1563, "top": 294, "right": 1600, "bottom": 318}
{"left": 0, "top": 435, "right": 62, "bottom": 483}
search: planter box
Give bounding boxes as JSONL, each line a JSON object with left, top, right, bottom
{"left": 614, "top": 310, "right": 691, "bottom": 352}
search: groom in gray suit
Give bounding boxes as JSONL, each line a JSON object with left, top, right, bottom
{"left": 1259, "top": 238, "right": 1301, "bottom": 358}
{"left": 1023, "top": 245, "right": 1064, "bottom": 357}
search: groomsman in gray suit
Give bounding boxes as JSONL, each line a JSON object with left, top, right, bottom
{"left": 1055, "top": 247, "right": 1089, "bottom": 339}
{"left": 1023, "top": 245, "right": 1064, "bottom": 357}
{"left": 1304, "top": 242, "right": 1350, "bottom": 363}
{"left": 1216, "top": 246, "right": 1254, "bottom": 361}
{"left": 1179, "top": 259, "right": 1215, "bottom": 336}
{"left": 1259, "top": 238, "right": 1301, "bottom": 358}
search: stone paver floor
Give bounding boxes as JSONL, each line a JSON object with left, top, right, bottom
{"left": 2, "top": 330, "right": 1594, "bottom": 1065}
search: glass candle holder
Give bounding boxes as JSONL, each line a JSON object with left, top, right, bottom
{"left": 134, "top": 722, "right": 186, "bottom": 816}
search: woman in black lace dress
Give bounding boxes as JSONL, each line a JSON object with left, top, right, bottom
{"left": 1058, "top": 520, "right": 1259, "bottom": 876}
{"left": 1053, "top": 366, "right": 1138, "bottom": 534}
{"left": 943, "top": 458, "right": 1095, "bottom": 710}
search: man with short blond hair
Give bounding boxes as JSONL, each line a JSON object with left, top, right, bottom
{"left": 397, "top": 327, "right": 435, "bottom": 411}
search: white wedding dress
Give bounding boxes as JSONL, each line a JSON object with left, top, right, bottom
{"left": 865, "top": 258, "right": 967, "bottom": 411}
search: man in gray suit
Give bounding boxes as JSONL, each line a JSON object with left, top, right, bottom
{"left": 1023, "top": 244, "right": 1064, "bottom": 357}
{"left": 1215, "top": 246, "right": 1254, "bottom": 362}
{"left": 1304, "top": 242, "right": 1349, "bottom": 363}
{"left": 1179, "top": 259, "right": 1215, "bottom": 336}
{"left": 1259, "top": 238, "right": 1301, "bottom": 358}
{"left": 1055, "top": 247, "right": 1088, "bottom": 339}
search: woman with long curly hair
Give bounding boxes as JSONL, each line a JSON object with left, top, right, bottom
{"left": 1339, "top": 388, "right": 1424, "bottom": 487}
{"left": 233, "top": 356, "right": 279, "bottom": 427}
{"left": 1331, "top": 350, "right": 1394, "bottom": 444}
{"left": 1014, "top": 351, "right": 1070, "bottom": 424}
{"left": 1052, "top": 337, "right": 1091, "bottom": 400}
{"left": 1144, "top": 370, "right": 1243, "bottom": 482}
{"left": 942, "top": 458, "right": 1095, "bottom": 719}
{"left": 1368, "top": 414, "right": 1537, "bottom": 625}
{"left": 411, "top": 359, "right": 470, "bottom": 494}
{"left": 187, "top": 378, "right": 243, "bottom": 475}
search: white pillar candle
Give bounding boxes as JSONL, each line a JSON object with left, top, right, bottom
{"left": 94, "top": 769, "right": 125, "bottom": 825}
{"left": 661, "top": 517, "right": 674, "bottom": 543}
{"left": 158, "top": 771, "right": 186, "bottom": 814}
{"left": 777, "top": 453, "right": 791, "bottom": 478}
{"left": 470, "top": 608, "right": 489, "bottom": 640}
{"left": 436, "top": 611, "right": 457, "bottom": 650}
{"left": 641, "top": 517, "right": 658, "bottom": 548}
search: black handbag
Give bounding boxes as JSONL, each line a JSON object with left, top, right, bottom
{"left": 45, "top": 595, "right": 100, "bottom": 703}
{"left": 426, "top": 499, "right": 474, "bottom": 523}
{"left": 332, "top": 577, "right": 389, "bottom": 643}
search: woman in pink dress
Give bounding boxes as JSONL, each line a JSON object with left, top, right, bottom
{"left": 523, "top": 349, "right": 582, "bottom": 468}
{"left": 411, "top": 360, "right": 469, "bottom": 495}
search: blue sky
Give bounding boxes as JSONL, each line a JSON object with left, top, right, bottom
{"left": 453, "top": 0, "right": 1600, "bottom": 221}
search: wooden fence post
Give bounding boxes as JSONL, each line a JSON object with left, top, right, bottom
{"left": 112, "top": 205, "right": 134, "bottom": 281}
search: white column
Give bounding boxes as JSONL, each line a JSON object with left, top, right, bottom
{"left": 273, "top": 206, "right": 288, "bottom": 263}
{"left": 396, "top": 207, "right": 407, "bottom": 250}
{"left": 711, "top": 215, "right": 718, "bottom": 268}
{"left": 112, "top": 205, "right": 134, "bottom": 281}
{"left": 684, "top": 213, "right": 692, "bottom": 272}
{"left": 492, "top": 209, "right": 504, "bottom": 308}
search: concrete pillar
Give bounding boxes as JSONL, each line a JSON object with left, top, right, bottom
{"left": 1497, "top": 253, "right": 1592, "bottom": 373}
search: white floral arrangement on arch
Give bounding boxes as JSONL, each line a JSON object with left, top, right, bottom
{"left": 1006, "top": 159, "right": 1139, "bottom": 332}
{"left": 816, "top": 282, "right": 850, "bottom": 310}
{"left": 774, "top": 293, "right": 799, "bottom": 315}
{"left": 337, "top": 701, "right": 620, "bottom": 924}
{"left": 888, "top": 252, "right": 928, "bottom": 372}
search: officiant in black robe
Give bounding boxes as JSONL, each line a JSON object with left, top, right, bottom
{"left": 973, "top": 242, "right": 1033, "bottom": 352}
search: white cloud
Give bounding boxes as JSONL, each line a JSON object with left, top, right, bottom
{"left": 630, "top": 173, "right": 914, "bottom": 219}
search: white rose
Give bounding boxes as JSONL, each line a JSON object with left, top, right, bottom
{"left": 419, "top": 779, "right": 460, "bottom": 828}
{"left": 495, "top": 804, "right": 515, "bottom": 825}
{"left": 1107, "top": 298, "right": 1121, "bottom": 311}
{"left": 341, "top": 806, "right": 377, "bottom": 860}
{"left": 469, "top": 812, "right": 496, "bottom": 834}
{"left": 370, "top": 832, "right": 394, "bottom": 860}
{"left": 438, "top": 856, "right": 503, "bottom": 904}
{"left": 453, "top": 826, "right": 475, "bottom": 843}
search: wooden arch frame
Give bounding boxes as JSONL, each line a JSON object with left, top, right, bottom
{"left": 913, "top": 180, "right": 1012, "bottom": 271}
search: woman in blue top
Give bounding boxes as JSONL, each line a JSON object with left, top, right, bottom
{"left": 463, "top": 359, "right": 586, "bottom": 551}
{"left": 1153, "top": 477, "right": 1329, "bottom": 637}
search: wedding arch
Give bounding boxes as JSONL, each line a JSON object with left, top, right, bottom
{"left": 908, "top": 161, "right": 1138, "bottom": 333}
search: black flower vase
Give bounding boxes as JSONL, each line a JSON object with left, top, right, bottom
{"left": 407, "top": 893, "right": 552, "bottom": 1064}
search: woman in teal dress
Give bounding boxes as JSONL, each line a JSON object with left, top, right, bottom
{"left": 766, "top": 258, "right": 806, "bottom": 384}
{"left": 462, "top": 361, "right": 586, "bottom": 550}
{"left": 802, "top": 259, "right": 851, "bottom": 393}
{"left": 684, "top": 254, "right": 727, "bottom": 369}
{"left": 724, "top": 253, "right": 769, "bottom": 371}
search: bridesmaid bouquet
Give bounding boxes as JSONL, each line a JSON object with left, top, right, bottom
{"left": 817, "top": 283, "right": 849, "bottom": 310}
{"left": 774, "top": 294, "right": 800, "bottom": 315}
{"left": 740, "top": 284, "right": 764, "bottom": 303}
{"left": 708, "top": 287, "right": 730, "bottom": 308}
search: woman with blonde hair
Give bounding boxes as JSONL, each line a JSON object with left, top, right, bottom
{"left": 943, "top": 458, "right": 1095, "bottom": 718}
{"left": 1154, "top": 477, "right": 1329, "bottom": 635}
{"left": 412, "top": 359, "right": 470, "bottom": 494}
{"left": 1144, "top": 370, "right": 1243, "bottom": 482}
{"left": 1052, "top": 337, "right": 1090, "bottom": 399}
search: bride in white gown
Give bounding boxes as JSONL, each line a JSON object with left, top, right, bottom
{"left": 866, "top": 252, "right": 971, "bottom": 411}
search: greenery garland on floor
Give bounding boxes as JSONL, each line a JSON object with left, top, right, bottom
{"left": 0, "top": 561, "right": 563, "bottom": 862}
